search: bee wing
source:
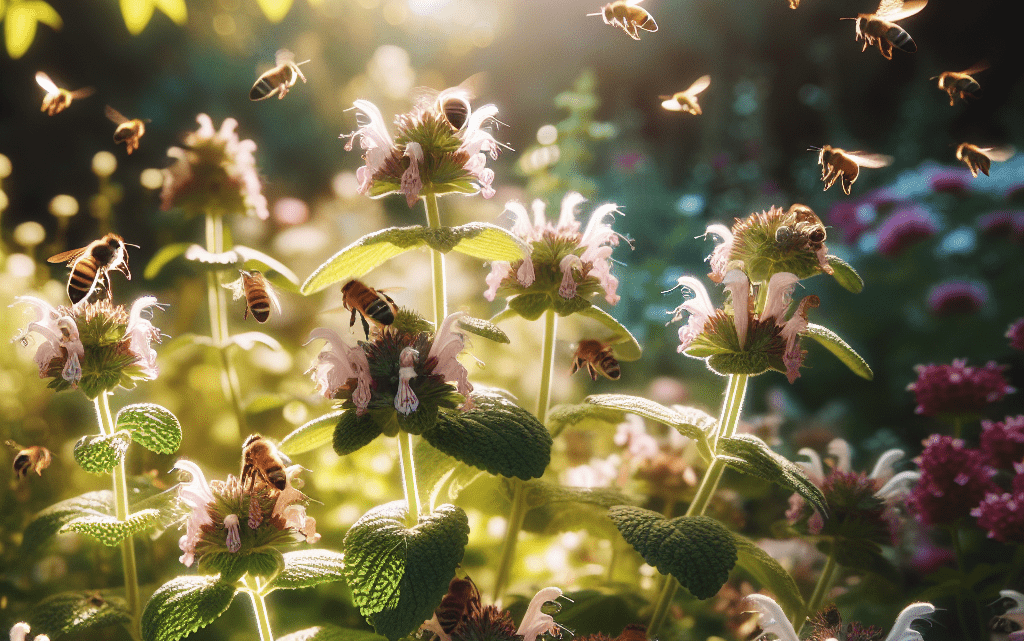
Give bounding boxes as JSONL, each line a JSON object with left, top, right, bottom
{"left": 846, "top": 152, "right": 893, "bottom": 168}
{"left": 35, "top": 71, "right": 60, "bottom": 94}
{"left": 879, "top": 0, "right": 926, "bottom": 20}
{"left": 47, "top": 246, "right": 88, "bottom": 264}
{"left": 683, "top": 74, "right": 711, "bottom": 97}
{"left": 104, "top": 105, "right": 129, "bottom": 125}
{"left": 960, "top": 61, "right": 990, "bottom": 75}
{"left": 69, "top": 86, "right": 97, "bottom": 100}
{"left": 266, "top": 282, "right": 283, "bottom": 315}
{"left": 274, "top": 48, "right": 296, "bottom": 66}
{"left": 983, "top": 146, "right": 1015, "bottom": 162}
{"left": 661, "top": 98, "right": 685, "bottom": 111}
{"left": 222, "top": 275, "right": 246, "bottom": 300}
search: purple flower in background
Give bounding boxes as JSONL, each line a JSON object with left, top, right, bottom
{"left": 908, "top": 359, "right": 1015, "bottom": 418}
{"left": 981, "top": 415, "right": 1024, "bottom": 469}
{"left": 907, "top": 434, "right": 998, "bottom": 526}
{"left": 875, "top": 205, "right": 939, "bottom": 257}
{"left": 926, "top": 279, "right": 988, "bottom": 316}
{"left": 1007, "top": 318, "right": 1024, "bottom": 351}
{"left": 971, "top": 468, "right": 1024, "bottom": 543}
{"left": 977, "top": 210, "right": 1024, "bottom": 243}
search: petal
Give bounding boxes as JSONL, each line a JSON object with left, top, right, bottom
{"left": 741, "top": 594, "right": 800, "bottom": 641}
{"left": 883, "top": 602, "right": 935, "bottom": 641}
{"left": 762, "top": 272, "right": 800, "bottom": 323}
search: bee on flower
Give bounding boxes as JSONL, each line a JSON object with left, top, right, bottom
{"left": 420, "top": 585, "right": 564, "bottom": 641}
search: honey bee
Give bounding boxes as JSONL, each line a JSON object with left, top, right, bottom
{"left": 659, "top": 75, "right": 711, "bottom": 115}
{"left": 434, "top": 576, "right": 482, "bottom": 634}
{"left": 47, "top": 233, "right": 132, "bottom": 304}
{"left": 342, "top": 280, "right": 398, "bottom": 338}
{"left": 241, "top": 434, "right": 288, "bottom": 491}
{"left": 7, "top": 441, "right": 53, "bottom": 479}
{"left": 990, "top": 591, "right": 1024, "bottom": 635}
{"left": 250, "top": 49, "right": 309, "bottom": 101}
{"left": 570, "top": 339, "right": 621, "bottom": 381}
{"left": 436, "top": 87, "right": 473, "bottom": 131}
{"left": 810, "top": 145, "right": 893, "bottom": 195}
{"left": 933, "top": 62, "right": 989, "bottom": 106}
{"left": 956, "top": 143, "right": 1014, "bottom": 177}
{"left": 615, "top": 624, "right": 648, "bottom": 641}
{"left": 588, "top": 0, "right": 658, "bottom": 41}
{"left": 776, "top": 204, "right": 826, "bottom": 251}
{"left": 35, "top": 72, "right": 94, "bottom": 116}
{"left": 841, "top": 0, "right": 928, "bottom": 60}
{"left": 105, "top": 106, "right": 148, "bottom": 155}
{"left": 224, "top": 270, "right": 280, "bottom": 323}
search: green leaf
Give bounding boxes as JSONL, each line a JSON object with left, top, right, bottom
{"left": 302, "top": 226, "right": 428, "bottom": 295}
{"left": 826, "top": 255, "right": 864, "bottom": 294}
{"left": 551, "top": 590, "right": 646, "bottom": 638}
{"left": 73, "top": 431, "right": 132, "bottom": 474}
{"left": 423, "top": 389, "right": 551, "bottom": 480}
{"left": 233, "top": 244, "right": 302, "bottom": 289}
{"left": 277, "top": 625, "right": 388, "bottom": 641}
{"left": 334, "top": 410, "right": 384, "bottom": 456}
{"left": 344, "top": 502, "right": 469, "bottom": 641}
{"left": 546, "top": 401, "right": 626, "bottom": 439}
{"left": 717, "top": 433, "right": 828, "bottom": 515}
{"left": 22, "top": 491, "right": 113, "bottom": 555}
{"left": 29, "top": 591, "right": 130, "bottom": 639}
{"left": 116, "top": 403, "right": 182, "bottom": 454}
{"left": 609, "top": 507, "right": 737, "bottom": 600}
{"left": 142, "top": 575, "right": 237, "bottom": 641}
{"left": 445, "top": 223, "right": 529, "bottom": 262}
{"left": 507, "top": 293, "right": 550, "bottom": 321}
{"left": 456, "top": 316, "right": 509, "bottom": 344}
{"left": 199, "top": 549, "right": 285, "bottom": 584}
{"left": 803, "top": 323, "right": 873, "bottom": 380}
{"left": 143, "top": 242, "right": 191, "bottom": 280}
{"left": 576, "top": 306, "right": 643, "bottom": 362}
{"left": 732, "top": 534, "right": 805, "bottom": 616}
{"left": 4, "top": 1, "right": 61, "bottom": 58}
{"left": 281, "top": 410, "right": 346, "bottom": 455}
{"left": 61, "top": 509, "right": 161, "bottom": 546}
{"left": 271, "top": 549, "right": 347, "bottom": 591}
{"left": 523, "top": 479, "right": 636, "bottom": 536}
{"left": 413, "top": 438, "right": 483, "bottom": 512}
{"left": 488, "top": 306, "right": 517, "bottom": 325}
{"left": 584, "top": 394, "right": 715, "bottom": 443}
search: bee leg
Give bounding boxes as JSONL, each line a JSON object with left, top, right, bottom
{"left": 841, "top": 176, "right": 853, "bottom": 195}
{"left": 570, "top": 358, "right": 581, "bottom": 376}
{"left": 360, "top": 315, "right": 370, "bottom": 339}
{"left": 349, "top": 307, "right": 358, "bottom": 328}
{"left": 587, "top": 364, "right": 599, "bottom": 381}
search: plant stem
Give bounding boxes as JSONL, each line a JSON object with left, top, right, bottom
{"left": 424, "top": 193, "right": 447, "bottom": 329}
{"left": 398, "top": 431, "right": 422, "bottom": 525}
{"left": 241, "top": 574, "right": 275, "bottom": 641}
{"left": 95, "top": 392, "right": 142, "bottom": 641}
{"left": 799, "top": 542, "right": 838, "bottom": 632}
{"left": 492, "top": 309, "right": 558, "bottom": 603}
{"left": 205, "top": 211, "right": 246, "bottom": 438}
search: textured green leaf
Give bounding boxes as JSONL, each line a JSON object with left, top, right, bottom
{"left": 281, "top": 410, "right": 346, "bottom": 455}
{"left": 143, "top": 242, "right": 192, "bottom": 279}
{"left": 142, "top": 575, "right": 237, "bottom": 641}
{"left": 545, "top": 401, "right": 626, "bottom": 439}
{"left": 413, "top": 438, "right": 483, "bottom": 512}
{"left": 277, "top": 625, "right": 388, "bottom": 641}
{"left": 61, "top": 509, "right": 161, "bottom": 546}
{"left": 73, "top": 431, "right": 132, "bottom": 474}
{"left": 302, "top": 226, "right": 428, "bottom": 295}
{"left": 116, "top": 403, "right": 182, "bottom": 454}
{"left": 198, "top": 549, "right": 285, "bottom": 584}
{"left": 423, "top": 389, "right": 551, "bottom": 480}
{"left": 271, "top": 549, "right": 347, "bottom": 591}
{"left": 717, "top": 433, "right": 828, "bottom": 515}
{"left": 22, "top": 491, "right": 113, "bottom": 555}
{"left": 803, "top": 323, "right": 873, "bottom": 380}
{"left": 456, "top": 316, "right": 510, "bottom": 344}
{"left": 609, "top": 506, "right": 737, "bottom": 600}
{"left": 334, "top": 410, "right": 384, "bottom": 455}
{"left": 732, "top": 534, "right": 805, "bottom": 616}
{"left": 29, "top": 591, "right": 130, "bottom": 639}
{"left": 523, "top": 479, "right": 636, "bottom": 536}
{"left": 826, "top": 255, "right": 864, "bottom": 294}
{"left": 344, "top": 502, "right": 469, "bottom": 641}
{"left": 507, "top": 293, "right": 550, "bottom": 321}
{"left": 585, "top": 394, "right": 715, "bottom": 443}
{"left": 445, "top": 223, "right": 529, "bottom": 262}
{"left": 233, "top": 244, "right": 301, "bottom": 287}
{"left": 576, "top": 306, "right": 643, "bottom": 362}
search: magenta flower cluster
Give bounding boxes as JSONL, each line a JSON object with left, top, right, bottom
{"left": 907, "top": 359, "right": 1015, "bottom": 417}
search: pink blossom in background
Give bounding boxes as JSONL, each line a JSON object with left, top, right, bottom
{"left": 907, "top": 434, "right": 998, "bottom": 526}
{"left": 928, "top": 165, "right": 974, "bottom": 193}
{"left": 980, "top": 415, "right": 1024, "bottom": 469}
{"left": 926, "top": 279, "right": 989, "bottom": 316}
{"left": 971, "top": 468, "right": 1024, "bottom": 543}
{"left": 977, "top": 210, "right": 1024, "bottom": 243}
{"left": 1008, "top": 318, "right": 1024, "bottom": 351}
{"left": 908, "top": 359, "right": 1015, "bottom": 417}
{"left": 875, "top": 205, "right": 939, "bottom": 257}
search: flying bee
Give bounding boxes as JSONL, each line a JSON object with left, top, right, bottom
{"left": 588, "top": 0, "right": 658, "bottom": 41}
{"left": 841, "top": 0, "right": 927, "bottom": 60}
{"left": 224, "top": 270, "right": 280, "bottom": 323}
{"left": 956, "top": 143, "right": 1014, "bottom": 177}
{"left": 7, "top": 441, "right": 53, "bottom": 479}
{"left": 933, "top": 62, "right": 989, "bottom": 106}
{"left": 990, "top": 590, "right": 1024, "bottom": 635}
{"left": 47, "top": 233, "right": 132, "bottom": 304}
{"left": 105, "top": 105, "right": 148, "bottom": 155}
{"left": 341, "top": 279, "right": 398, "bottom": 338}
{"left": 35, "top": 72, "right": 94, "bottom": 116}
{"left": 241, "top": 434, "right": 288, "bottom": 491}
{"left": 434, "top": 576, "right": 482, "bottom": 635}
{"left": 571, "top": 339, "right": 621, "bottom": 381}
{"left": 776, "top": 204, "right": 827, "bottom": 251}
{"left": 810, "top": 145, "right": 893, "bottom": 195}
{"left": 250, "top": 49, "right": 309, "bottom": 101}
{"left": 659, "top": 75, "right": 711, "bottom": 115}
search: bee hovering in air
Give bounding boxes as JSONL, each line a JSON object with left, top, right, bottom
{"left": 35, "top": 72, "right": 94, "bottom": 116}
{"left": 776, "top": 204, "right": 827, "bottom": 251}
{"left": 47, "top": 233, "right": 133, "bottom": 304}
{"left": 250, "top": 49, "right": 309, "bottom": 101}
{"left": 956, "top": 143, "right": 1014, "bottom": 177}
{"left": 240, "top": 434, "right": 289, "bottom": 491}
{"left": 7, "top": 441, "right": 53, "bottom": 479}
{"left": 434, "top": 576, "right": 482, "bottom": 635}
{"left": 810, "top": 145, "right": 893, "bottom": 195}
{"left": 105, "top": 106, "right": 149, "bottom": 155}
{"left": 224, "top": 270, "right": 280, "bottom": 323}
{"left": 990, "top": 591, "right": 1024, "bottom": 636}
{"left": 933, "top": 62, "right": 989, "bottom": 106}
{"left": 841, "top": 0, "right": 928, "bottom": 60}
{"left": 660, "top": 75, "right": 711, "bottom": 115}
{"left": 341, "top": 279, "right": 398, "bottom": 338}
{"left": 588, "top": 0, "right": 658, "bottom": 41}
{"left": 435, "top": 87, "right": 473, "bottom": 130}
{"left": 571, "top": 339, "right": 621, "bottom": 381}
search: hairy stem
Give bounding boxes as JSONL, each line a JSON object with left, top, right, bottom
{"left": 242, "top": 574, "right": 275, "bottom": 641}
{"left": 492, "top": 309, "right": 558, "bottom": 603}
{"left": 424, "top": 193, "right": 447, "bottom": 329}
{"left": 95, "top": 393, "right": 141, "bottom": 641}
{"left": 398, "top": 431, "right": 422, "bottom": 525}
{"left": 799, "top": 542, "right": 838, "bottom": 632}
{"left": 205, "top": 211, "right": 246, "bottom": 438}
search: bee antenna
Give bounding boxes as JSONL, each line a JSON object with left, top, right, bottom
{"left": 586, "top": 11, "right": 602, "bottom": 16}
{"left": 807, "top": 146, "right": 821, "bottom": 151}
{"left": 125, "top": 242, "right": 141, "bottom": 249}
{"left": 839, "top": 16, "right": 856, "bottom": 20}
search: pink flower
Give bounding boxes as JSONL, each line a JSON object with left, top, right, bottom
{"left": 426, "top": 312, "right": 474, "bottom": 408}
{"left": 977, "top": 210, "right": 1024, "bottom": 243}
{"left": 669, "top": 276, "right": 716, "bottom": 352}
{"left": 908, "top": 359, "right": 1015, "bottom": 417}
{"left": 970, "top": 475, "right": 1024, "bottom": 543}
{"left": 926, "top": 279, "right": 989, "bottom": 316}
{"left": 1008, "top": 318, "right": 1024, "bottom": 351}
{"left": 907, "top": 434, "right": 998, "bottom": 526}
{"left": 125, "top": 296, "right": 162, "bottom": 379}
{"left": 928, "top": 165, "right": 973, "bottom": 193}
{"left": 981, "top": 415, "right": 1024, "bottom": 469}
{"left": 875, "top": 205, "right": 939, "bottom": 257}
{"left": 173, "top": 459, "right": 216, "bottom": 567}
{"left": 306, "top": 328, "right": 372, "bottom": 413}
{"left": 515, "top": 587, "right": 564, "bottom": 641}
{"left": 224, "top": 514, "right": 241, "bottom": 553}
{"left": 344, "top": 99, "right": 396, "bottom": 195}
{"left": 395, "top": 346, "right": 420, "bottom": 415}
{"left": 12, "top": 296, "right": 84, "bottom": 385}
{"left": 703, "top": 224, "right": 734, "bottom": 283}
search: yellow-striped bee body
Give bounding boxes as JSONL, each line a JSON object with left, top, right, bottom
{"left": 434, "top": 577, "right": 482, "bottom": 634}
{"left": 776, "top": 204, "right": 827, "bottom": 251}
{"left": 47, "top": 233, "right": 132, "bottom": 304}
{"left": 588, "top": 0, "right": 658, "bottom": 40}
{"left": 250, "top": 49, "right": 309, "bottom": 101}
{"left": 934, "top": 63, "right": 988, "bottom": 106}
{"left": 571, "top": 339, "right": 621, "bottom": 381}
{"left": 241, "top": 434, "right": 288, "bottom": 491}
{"left": 811, "top": 145, "right": 893, "bottom": 195}
{"left": 8, "top": 442, "right": 53, "bottom": 479}
{"left": 225, "top": 270, "right": 280, "bottom": 323}
{"left": 35, "top": 72, "right": 94, "bottom": 116}
{"left": 438, "top": 92, "right": 472, "bottom": 130}
{"left": 342, "top": 280, "right": 397, "bottom": 338}
{"left": 105, "top": 105, "right": 148, "bottom": 154}
{"left": 843, "top": 0, "right": 926, "bottom": 59}
{"left": 659, "top": 75, "right": 711, "bottom": 115}
{"left": 956, "top": 143, "right": 1014, "bottom": 177}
